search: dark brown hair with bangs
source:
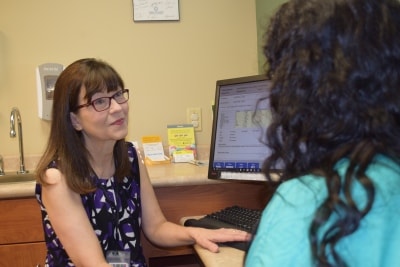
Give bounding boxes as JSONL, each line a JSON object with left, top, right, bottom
{"left": 36, "top": 58, "right": 130, "bottom": 194}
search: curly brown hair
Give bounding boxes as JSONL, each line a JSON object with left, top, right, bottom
{"left": 262, "top": 0, "right": 400, "bottom": 265}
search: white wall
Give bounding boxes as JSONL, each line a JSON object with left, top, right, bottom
{"left": 0, "top": 0, "right": 258, "bottom": 156}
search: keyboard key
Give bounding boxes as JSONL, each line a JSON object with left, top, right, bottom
{"left": 183, "top": 205, "right": 262, "bottom": 251}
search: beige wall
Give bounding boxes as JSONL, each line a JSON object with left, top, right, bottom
{"left": 256, "top": 0, "right": 285, "bottom": 73}
{"left": 0, "top": 0, "right": 259, "bottom": 157}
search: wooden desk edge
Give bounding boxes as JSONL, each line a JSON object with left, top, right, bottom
{"left": 181, "top": 216, "right": 246, "bottom": 267}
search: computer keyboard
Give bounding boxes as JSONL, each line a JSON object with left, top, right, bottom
{"left": 184, "top": 205, "right": 262, "bottom": 251}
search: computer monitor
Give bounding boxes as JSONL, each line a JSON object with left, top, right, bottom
{"left": 208, "top": 74, "right": 279, "bottom": 182}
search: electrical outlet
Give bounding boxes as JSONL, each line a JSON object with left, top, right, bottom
{"left": 186, "top": 107, "right": 202, "bottom": 132}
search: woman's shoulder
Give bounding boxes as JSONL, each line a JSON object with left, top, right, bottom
{"left": 42, "top": 167, "right": 63, "bottom": 185}
{"left": 277, "top": 173, "right": 327, "bottom": 200}
{"left": 126, "top": 141, "right": 138, "bottom": 159}
{"left": 274, "top": 154, "right": 400, "bottom": 207}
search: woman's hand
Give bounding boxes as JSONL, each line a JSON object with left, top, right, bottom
{"left": 187, "top": 227, "right": 251, "bottom": 253}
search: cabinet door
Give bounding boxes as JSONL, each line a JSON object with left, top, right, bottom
{"left": 0, "top": 242, "right": 46, "bottom": 267}
{"left": 0, "top": 198, "right": 44, "bottom": 245}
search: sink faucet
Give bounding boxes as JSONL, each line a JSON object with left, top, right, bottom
{"left": 0, "top": 154, "right": 4, "bottom": 175}
{"left": 10, "top": 107, "right": 28, "bottom": 174}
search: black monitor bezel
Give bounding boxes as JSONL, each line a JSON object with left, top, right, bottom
{"left": 208, "top": 74, "right": 275, "bottom": 182}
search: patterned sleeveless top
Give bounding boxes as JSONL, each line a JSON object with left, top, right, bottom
{"left": 35, "top": 143, "right": 147, "bottom": 267}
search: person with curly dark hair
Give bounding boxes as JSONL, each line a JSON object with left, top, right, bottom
{"left": 246, "top": 0, "right": 400, "bottom": 266}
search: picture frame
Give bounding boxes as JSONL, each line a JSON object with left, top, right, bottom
{"left": 133, "top": 0, "right": 180, "bottom": 21}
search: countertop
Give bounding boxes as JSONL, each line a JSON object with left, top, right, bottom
{"left": 0, "top": 180, "right": 37, "bottom": 200}
{"left": 146, "top": 161, "right": 223, "bottom": 187}
{"left": 0, "top": 161, "right": 224, "bottom": 200}
{"left": 193, "top": 244, "right": 245, "bottom": 267}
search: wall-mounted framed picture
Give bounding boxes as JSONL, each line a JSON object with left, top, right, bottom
{"left": 133, "top": 0, "right": 180, "bottom": 21}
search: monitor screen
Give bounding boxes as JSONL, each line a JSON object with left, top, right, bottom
{"left": 208, "top": 74, "right": 279, "bottom": 182}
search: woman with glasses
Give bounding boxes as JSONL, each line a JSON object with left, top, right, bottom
{"left": 35, "top": 58, "right": 250, "bottom": 267}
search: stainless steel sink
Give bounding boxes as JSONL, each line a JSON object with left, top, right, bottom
{"left": 0, "top": 172, "right": 35, "bottom": 184}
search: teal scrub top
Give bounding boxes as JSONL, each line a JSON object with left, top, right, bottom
{"left": 245, "top": 155, "right": 400, "bottom": 267}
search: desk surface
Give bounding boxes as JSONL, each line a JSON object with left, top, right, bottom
{"left": 145, "top": 161, "right": 225, "bottom": 187}
{"left": 194, "top": 244, "right": 245, "bottom": 267}
{"left": 180, "top": 216, "right": 247, "bottom": 267}
{"left": 0, "top": 160, "right": 219, "bottom": 199}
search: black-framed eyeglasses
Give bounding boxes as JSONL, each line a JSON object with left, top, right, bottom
{"left": 75, "top": 89, "right": 129, "bottom": 112}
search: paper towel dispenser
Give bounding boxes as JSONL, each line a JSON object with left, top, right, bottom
{"left": 36, "top": 63, "right": 63, "bottom": 120}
